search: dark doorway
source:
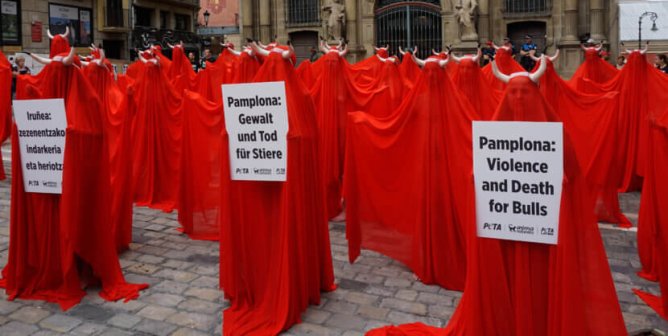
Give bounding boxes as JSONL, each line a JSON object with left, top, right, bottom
{"left": 507, "top": 21, "right": 547, "bottom": 55}
{"left": 289, "top": 30, "right": 318, "bottom": 65}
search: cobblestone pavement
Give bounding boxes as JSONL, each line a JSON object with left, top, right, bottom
{"left": 0, "top": 142, "right": 667, "bottom": 335}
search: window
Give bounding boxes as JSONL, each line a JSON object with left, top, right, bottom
{"left": 49, "top": 3, "right": 93, "bottom": 47}
{"left": 286, "top": 0, "right": 320, "bottom": 27}
{"left": 160, "top": 11, "right": 168, "bottom": 29}
{"left": 504, "top": 0, "right": 550, "bottom": 15}
{"left": 375, "top": 1, "right": 442, "bottom": 59}
{"left": 134, "top": 6, "right": 152, "bottom": 27}
{"left": 106, "top": 0, "right": 123, "bottom": 27}
{"left": 0, "top": 0, "right": 21, "bottom": 45}
{"left": 175, "top": 14, "right": 190, "bottom": 31}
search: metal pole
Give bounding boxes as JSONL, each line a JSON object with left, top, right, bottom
{"left": 406, "top": 5, "right": 411, "bottom": 52}
{"left": 639, "top": 17, "right": 642, "bottom": 50}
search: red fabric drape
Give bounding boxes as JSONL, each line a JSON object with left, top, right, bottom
{"left": 0, "top": 61, "right": 147, "bottom": 310}
{"left": 451, "top": 58, "right": 502, "bottom": 120}
{"left": 634, "top": 106, "right": 668, "bottom": 317}
{"left": 309, "top": 52, "right": 388, "bottom": 219}
{"left": 129, "top": 62, "right": 182, "bottom": 212}
{"left": 397, "top": 52, "right": 421, "bottom": 88}
{"left": 219, "top": 53, "right": 336, "bottom": 335}
{"left": 168, "top": 47, "right": 198, "bottom": 96}
{"left": 83, "top": 64, "right": 134, "bottom": 251}
{"left": 0, "top": 51, "right": 11, "bottom": 180}
{"left": 481, "top": 48, "right": 524, "bottom": 90}
{"left": 366, "top": 76, "right": 626, "bottom": 335}
{"left": 176, "top": 90, "right": 222, "bottom": 241}
{"left": 536, "top": 59, "right": 630, "bottom": 227}
{"left": 344, "top": 62, "right": 478, "bottom": 291}
{"left": 568, "top": 48, "right": 618, "bottom": 93}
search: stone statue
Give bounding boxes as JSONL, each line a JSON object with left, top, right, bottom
{"left": 455, "top": 0, "right": 478, "bottom": 41}
{"left": 322, "top": 0, "right": 346, "bottom": 41}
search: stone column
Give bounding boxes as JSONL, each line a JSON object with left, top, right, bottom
{"left": 477, "top": 0, "right": 490, "bottom": 43}
{"left": 562, "top": 0, "right": 579, "bottom": 42}
{"left": 259, "top": 0, "right": 272, "bottom": 42}
{"left": 241, "top": 0, "right": 254, "bottom": 38}
{"left": 590, "top": 0, "right": 606, "bottom": 41}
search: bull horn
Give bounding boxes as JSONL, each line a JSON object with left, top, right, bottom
{"left": 96, "top": 49, "right": 106, "bottom": 67}
{"left": 47, "top": 29, "right": 54, "bottom": 40}
{"left": 491, "top": 61, "right": 510, "bottom": 83}
{"left": 438, "top": 57, "right": 450, "bottom": 68}
{"left": 62, "top": 47, "right": 76, "bottom": 66}
{"left": 528, "top": 55, "right": 547, "bottom": 83}
{"left": 282, "top": 41, "right": 295, "bottom": 60}
{"left": 339, "top": 45, "right": 348, "bottom": 57}
{"left": 398, "top": 46, "right": 404, "bottom": 54}
{"left": 411, "top": 52, "right": 426, "bottom": 67}
{"left": 471, "top": 48, "right": 481, "bottom": 63}
{"left": 374, "top": 46, "right": 380, "bottom": 51}
{"left": 449, "top": 53, "right": 462, "bottom": 63}
{"left": 549, "top": 49, "right": 560, "bottom": 62}
{"left": 250, "top": 41, "right": 270, "bottom": 57}
{"left": 640, "top": 43, "right": 649, "bottom": 55}
{"left": 414, "top": 46, "right": 419, "bottom": 55}
{"left": 530, "top": 53, "right": 540, "bottom": 62}
{"left": 30, "top": 53, "right": 52, "bottom": 65}
{"left": 432, "top": 49, "right": 439, "bottom": 56}
{"left": 337, "top": 39, "right": 343, "bottom": 49}
{"left": 61, "top": 26, "right": 70, "bottom": 38}
{"left": 595, "top": 44, "right": 603, "bottom": 51}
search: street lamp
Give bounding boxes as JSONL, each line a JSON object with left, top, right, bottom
{"left": 639, "top": 11, "right": 659, "bottom": 49}
{"left": 204, "top": 10, "right": 210, "bottom": 27}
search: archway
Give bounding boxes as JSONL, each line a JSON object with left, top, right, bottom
{"left": 375, "top": 0, "right": 442, "bottom": 59}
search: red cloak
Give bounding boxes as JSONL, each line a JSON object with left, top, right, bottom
{"left": 451, "top": 58, "right": 502, "bottom": 120}
{"left": 129, "top": 61, "right": 182, "bottom": 211}
{"left": 0, "top": 51, "right": 11, "bottom": 180}
{"left": 634, "top": 105, "right": 668, "bottom": 318}
{"left": 1, "top": 60, "right": 147, "bottom": 310}
{"left": 367, "top": 75, "right": 626, "bottom": 336}
{"left": 345, "top": 61, "right": 478, "bottom": 291}
{"left": 482, "top": 48, "right": 524, "bottom": 90}
{"left": 219, "top": 53, "right": 335, "bottom": 335}
{"left": 568, "top": 48, "right": 618, "bottom": 93}
{"left": 536, "top": 59, "right": 629, "bottom": 227}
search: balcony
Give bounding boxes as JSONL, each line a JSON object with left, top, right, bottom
{"left": 503, "top": 0, "right": 552, "bottom": 18}
{"left": 286, "top": 0, "right": 321, "bottom": 28}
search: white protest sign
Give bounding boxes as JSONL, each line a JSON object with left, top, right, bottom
{"left": 13, "top": 99, "right": 68, "bottom": 194}
{"left": 222, "top": 81, "right": 289, "bottom": 181}
{"left": 473, "top": 121, "right": 563, "bottom": 245}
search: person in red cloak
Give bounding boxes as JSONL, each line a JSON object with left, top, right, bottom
{"left": 308, "top": 41, "right": 385, "bottom": 221}
{"left": 195, "top": 42, "right": 239, "bottom": 103}
{"left": 349, "top": 45, "right": 390, "bottom": 86}
{"left": 366, "top": 57, "right": 626, "bottom": 336}
{"left": 0, "top": 51, "right": 11, "bottom": 180}
{"left": 530, "top": 51, "right": 631, "bottom": 228}
{"left": 82, "top": 49, "right": 135, "bottom": 251}
{"left": 568, "top": 40, "right": 618, "bottom": 93}
{"left": 166, "top": 42, "right": 198, "bottom": 95}
{"left": 482, "top": 39, "right": 524, "bottom": 90}
{"left": 622, "top": 49, "right": 668, "bottom": 282}
{"left": 218, "top": 45, "right": 336, "bottom": 335}
{"left": 450, "top": 49, "right": 502, "bottom": 120}
{"left": 634, "top": 104, "right": 668, "bottom": 319}
{"left": 1, "top": 41, "right": 147, "bottom": 310}
{"left": 129, "top": 53, "right": 182, "bottom": 212}
{"left": 345, "top": 55, "right": 478, "bottom": 292}
{"left": 397, "top": 46, "right": 421, "bottom": 88}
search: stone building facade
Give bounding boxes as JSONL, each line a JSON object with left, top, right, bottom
{"left": 1, "top": 0, "right": 198, "bottom": 62}
{"left": 239, "top": 0, "right": 623, "bottom": 76}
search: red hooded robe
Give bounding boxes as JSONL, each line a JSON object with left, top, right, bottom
{"left": 219, "top": 52, "right": 336, "bottom": 335}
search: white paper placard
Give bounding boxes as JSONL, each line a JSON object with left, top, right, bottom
{"left": 473, "top": 121, "right": 563, "bottom": 245}
{"left": 13, "top": 99, "right": 68, "bottom": 194}
{"left": 222, "top": 81, "right": 289, "bottom": 181}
